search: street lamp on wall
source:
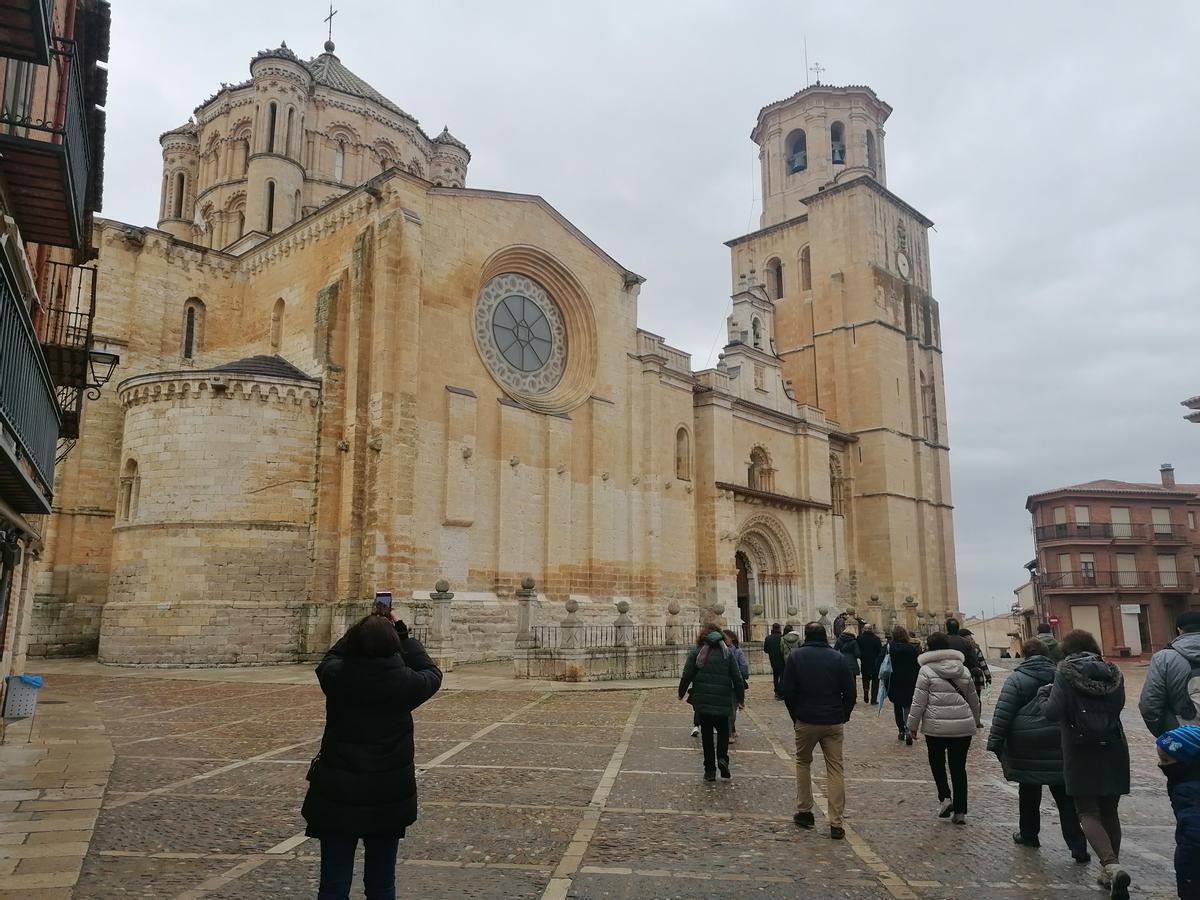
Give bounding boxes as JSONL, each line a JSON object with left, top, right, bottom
{"left": 87, "top": 349, "right": 120, "bottom": 395}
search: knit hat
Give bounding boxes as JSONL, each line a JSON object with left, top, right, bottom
{"left": 1177, "top": 611, "right": 1200, "bottom": 632}
{"left": 1157, "top": 725, "right": 1200, "bottom": 764}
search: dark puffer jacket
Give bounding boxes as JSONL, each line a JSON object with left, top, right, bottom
{"left": 1043, "top": 652, "right": 1131, "bottom": 797}
{"left": 302, "top": 636, "right": 443, "bottom": 839}
{"left": 887, "top": 641, "right": 921, "bottom": 708}
{"left": 857, "top": 630, "right": 883, "bottom": 678}
{"left": 781, "top": 639, "right": 856, "bottom": 725}
{"left": 987, "top": 654, "right": 1064, "bottom": 785}
{"left": 679, "top": 636, "right": 745, "bottom": 717}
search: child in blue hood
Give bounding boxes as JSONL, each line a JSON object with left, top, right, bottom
{"left": 1157, "top": 725, "right": 1200, "bottom": 899}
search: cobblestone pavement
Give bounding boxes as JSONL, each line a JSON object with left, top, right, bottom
{"left": 8, "top": 662, "right": 1181, "bottom": 898}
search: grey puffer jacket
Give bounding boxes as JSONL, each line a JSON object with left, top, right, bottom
{"left": 907, "top": 649, "right": 981, "bottom": 738}
{"left": 1138, "top": 632, "right": 1200, "bottom": 737}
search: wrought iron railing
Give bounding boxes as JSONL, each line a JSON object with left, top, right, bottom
{"left": 39, "top": 259, "right": 95, "bottom": 354}
{"left": 1042, "top": 570, "right": 1194, "bottom": 591}
{"left": 1036, "top": 522, "right": 1188, "bottom": 542}
{"left": 530, "top": 624, "right": 671, "bottom": 648}
{"left": 0, "top": 262, "right": 59, "bottom": 493}
{"left": 0, "top": 37, "right": 91, "bottom": 246}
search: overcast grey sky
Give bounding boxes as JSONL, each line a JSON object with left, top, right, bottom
{"left": 104, "top": 1, "right": 1200, "bottom": 615}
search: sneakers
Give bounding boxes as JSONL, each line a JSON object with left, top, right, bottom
{"left": 793, "top": 811, "right": 815, "bottom": 829}
{"left": 951, "top": 812, "right": 966, "bottom": 825}
{"left": 1012, "top": 832, "right": 1040, "bottom": 848}
{"left": 830, "top": 826, "right": 845, "bottom": 840}
{"left": 717, "top": 758, "right": 731, "bottom": 779}
{"left": 937, "top": 799, "right": 953, "bottom": 818}
{"left": 1105, "top": 865, "right": 1130, "bottom": 899}
{"left": 690, "top": 726, "right": 700, "bottom": 738}
{"left": 703, "top": 769, "right": 716, "bottom": 782}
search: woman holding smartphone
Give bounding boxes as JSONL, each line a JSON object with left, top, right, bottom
{"left": 302, "top": 611, "right": 443, "bottom": 899}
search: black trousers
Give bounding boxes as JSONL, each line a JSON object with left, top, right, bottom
{"left": 1018, "top": 782, "right": 1087, "bottom": 856}
{"left": 925, "top": 735, "right": 971, "bottom": 814}
{"left": 696, "top": 712, "right": 730, "bottom": 773}
{"left": 771, "top": 664, "right": 783, "bottom": 697}
{"left": 861, "top": 672, "right": 879, "bottom": 704}
{"left": 892, "top": 702, "right": 910, "bottom": 735}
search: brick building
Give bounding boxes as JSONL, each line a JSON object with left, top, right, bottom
{"left": 1026, "top": 465, "right": 1200, "bottom": 658}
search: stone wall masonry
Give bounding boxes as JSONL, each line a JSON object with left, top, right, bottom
{"left": 25, "top": 595, "right": 104, "bottom": 657}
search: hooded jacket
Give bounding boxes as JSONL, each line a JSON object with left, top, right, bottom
{"left": 780, "top": 638, "right": 856, "bottom": 725}
{"left": 1139, "top": 632, "right": 1200, "bottom": 737}
{"left": 1043, "top": 652, "right": 1130, "bottom": 797}
{"left": 986, "top": 654, "right": 1064, "bottom": 784}
{"left": 886, "top": 641, "right": 921, "bottom": 708}
{"left": 1035, "top": 631, "right": 1064, "bottom": 663}
{"left": 679, "top": 634, "right": 745, "bottom": 717}
{"left": 906, "top": 649, "right": 981, "bottom": 738}
{"left": 857, "top": 629, "right": 883, "bottom": 677}
{"left": 834, "top": 632, "right": 861, "bottom": 675}
{"left": 301, "top": 636, "right": 443, "bottom": 839}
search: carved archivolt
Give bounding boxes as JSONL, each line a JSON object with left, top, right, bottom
{"left": 736, "top": 512, "right": 798, "bottom": 574}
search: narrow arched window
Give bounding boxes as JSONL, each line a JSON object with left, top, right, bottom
{"left": 266, "top": 101, "right": 278, "bottom": 153}
{"left": 119, "top": 459, "right": 140, "bottom": 521}
{"left": 240, "top": 137, "right": 250, "bottom": 174}
{"left": 765, "top": 257, "right": 783, "bottom": 300}
{"left": 172, "top": 171, "right": 185, "bottom": 219}
{"left": 160, "top": 173, "right": 169, "bottom": 218}
{"left": 285, "top": 107, "right": 295, "bottom": 158}
{"left": 751, "top": 317, "right": 763, "bottom": 349}
{"left": 800, "top": 246, "right": 812, "bottom": 292}
{"left": 182, "top": 298, "right": 205, "bottom": 359}
{"left": 787, "top": 130, "right": 807, "bottom": 173}
{"left": 236, "top": 210, "right": 245, "bottom": 239}
{"left": 270, "top": 298, "right": 285, "bottom": 353}
{"left": 334, "top": 141, "right": 346, "bottom": 181}
{"left": 866, "top": 130, "right": 877, "bottom": 171}
{"left": 675, "top": 427, "right": 691, "bottom": 481}
{"left": 748, "top": 446, "right": 773, "bottom": 492}
{"left": 293, "top": 190, "right": 301, "bottom": 223}
{"left": 831, "top": 121, "right": 845, "bottom": 165}
{"left": 265, "top": 180, "right": 275, "bottom": 232}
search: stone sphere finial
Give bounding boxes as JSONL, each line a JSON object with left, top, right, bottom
{"left": 667, "top": 600, "right": 681, "bottom": 616}
{"left": 521, "top": 576, "right": 535, "bottom": 591}
{"left": 324, "top": 39, "right": 335, "bottom": 53}
{"left": 817, "top": 606, "right": 829, "bottom": 616}
{"left": 711, "top": 602, "right": 725, "bottom": 617}
{"left": 565, "top": 597, "right": 579, "bottom": 614}
{"left": 615, "top": 599, "right": 630, "bottom": 614}
{"left": 752, "top": 604, "right": 764, "bottom": 617}
{"left": 434, "top": 579, "right": 449, "bottom": 593}
{"left": 786, "top": 605, "right": 798, "bottom": 617}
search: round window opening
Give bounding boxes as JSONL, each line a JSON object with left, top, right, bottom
{"left": 475, "top": 273, "right": 567, "bottom": 395}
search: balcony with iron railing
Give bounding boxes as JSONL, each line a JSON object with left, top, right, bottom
{"left": 37, "top": 259, "right": 97, "bottom": 440}
{"left": 1149, "top": 523, "right": 1190, "bottom": 543}
{"left": 1041, "top": 570, "right": 1196, "bottom": 593}
{"left": 0, "top": 36, "right": 91, "bottom": 248}
{"left": 0, "top": 256, "right": 59, "bottom": 514}
{"left": 1035, "top": 521, "right": 1192, "bottom": 543}
{"left": 0, "top": 0, "right": 54, "bottom": 64}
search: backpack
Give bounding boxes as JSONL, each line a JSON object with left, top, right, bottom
{"left": 1172, "top": 647, "right": 1200, "bottom": 726}
{"left": 1067, "top": 692, "right": 1123, "bottom": 747}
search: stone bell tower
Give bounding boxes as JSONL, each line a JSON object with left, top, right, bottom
{"left": 727, "top": 83, "right": 959, "bottom": 620}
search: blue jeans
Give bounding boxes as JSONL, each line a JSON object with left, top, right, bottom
{"left": 318, "top": 836, "right": 399, "bottom": 900}
{"left": 1169, "top": 780, "right": 1200, "bottom": 899}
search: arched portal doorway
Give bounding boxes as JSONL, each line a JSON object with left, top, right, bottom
{"left": 733, "top": 514, "right": 800, "bottom": 638}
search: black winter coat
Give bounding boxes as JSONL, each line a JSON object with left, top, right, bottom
{"left": 764, "top": 632, "right": 785, "bottom": 670}
{"left": 679, "top": 640, "right": 745, "bottom": 717}
{"left": 834, "top": 632, "right": 861, "bottom": 675}
{"left": 947, "top": 633, "right": 983, "bottom": 682}
{"left": 986, "top": 655, "right": 1064, "bottom": 785}
{"left": 302, "top": 636, "right": 443, "bottom": 839}
{"left": 781, "top": 640, "right": 856, "bottom": 725}
{"left": 1042, "top": 652, "right": 1131, "bottom": 798}
{"left": 887, "top": 641, "right": 920, "bottom": 708}
{"left": 857, "top": 631, "right": 883, "bottom": 677}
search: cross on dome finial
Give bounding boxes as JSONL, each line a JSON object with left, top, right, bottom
{"left": 324, "top": 3, "right": 338, "bottom": 51}
{"left": 809, "top": 61, "right": 825, "bottom": 85}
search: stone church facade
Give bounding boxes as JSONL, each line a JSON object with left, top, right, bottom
{"left": 28, "top": 45, "right": 958, "bottom": 664}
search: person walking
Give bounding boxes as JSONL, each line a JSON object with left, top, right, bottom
{"left": 722, "top": 629, "right": 750, "bottom": 744}
{"left": 302, "top": 614, "right": 443, "bottom": 900}
{"left": 1036, "top": 622, "right": 1064, "bottom": 663}
{"left": 887, "top": 627, "right": 921, "bottom": 744}
{"left": 764, "top": 623, "right": 786, "bottom": 700}
{"left": 906, "top": 632, "right": 981, "bottom": 825}
{"left": 1042, "top": 629, "right": 1132, "bottom": 899}
{"left": 857, "top": 625, "right": 883, "bottom": 704}
{"left": 1156, "top": 725, "right": 1200, "bottom": 899}
{"left": 679, "top": 630, "right": 745, "bottom": 780}
{"left": 1138, "top": 610, "right": 1200, "bottom": 738}
{"left": 780, "top": 622, "right": 856, "bottom": 840}
{"left": 834, "top": 628, "right": 861, "bottom": 681}
{"left": 987, "top": 639, "right": 1089, "bottom": 863}
{"left": 945, "top": 618, "right": 984, "bottom": 688}
{"left": 957, "top": 627, "right": 992, "bottom": 696}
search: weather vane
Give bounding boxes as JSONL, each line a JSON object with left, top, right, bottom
{"left": 810, "top": 61, "right": 825, "bottom": 86}
{"left": 324, "top": 3, "right": 338, "bottom": 44}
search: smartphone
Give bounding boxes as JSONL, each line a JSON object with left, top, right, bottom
{"left": 374, "top": 591, "right": 393, "bottom": 614}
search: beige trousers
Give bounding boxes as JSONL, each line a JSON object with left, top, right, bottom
{"left": 794, "top": 721, "right": 846, "bottom": 828}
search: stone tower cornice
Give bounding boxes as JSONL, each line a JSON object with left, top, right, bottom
{"left": 118, "top": 372, "right": 321, "bottom": 409}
